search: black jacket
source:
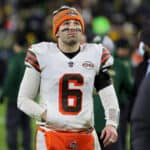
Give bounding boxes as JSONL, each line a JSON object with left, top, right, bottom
{"left": 131, "top": 73, "right": 150, "bottom": 150}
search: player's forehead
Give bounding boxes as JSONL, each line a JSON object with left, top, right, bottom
{"left": 61, "top": 19, "right": 81, "bottom": 25}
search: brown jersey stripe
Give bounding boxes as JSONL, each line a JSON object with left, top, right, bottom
{"left": 25, "top": 50, "right": 39, "bottom": 66}
{"left": 101, "top": 53, "right": 110, "bottom": 60}
{"left": 100, "top": 54, "right": 111, "bottom": 64}
{"left": 25, "top": 51, "right": 41, "bottom": 72}
{"left": 25, "top": 58, "right": 41, "bottom": 72}
{"left": 102, "top": 49, "right": 110, "bottom": 55}
{"left": 101, "top": 48, "right": 111, "bottom": 64}
{"left": 26, "top": 51, "right": 38, "bottom": 62}
{"left": 25, "top": 56, "right": 39, "bottom": 66}
{"left": 27, "top": 52, "right": 37, "bottom": 61}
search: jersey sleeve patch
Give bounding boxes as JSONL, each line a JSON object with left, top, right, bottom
{"left": 25, "top": 50, "right": 41, "bottom": 72}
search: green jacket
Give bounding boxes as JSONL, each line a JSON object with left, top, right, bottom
{"left": 2, "top": 51, "right": 26, "bottom": 104}
{"left": 110, "top": 57, "right": 133, "bottom": 106}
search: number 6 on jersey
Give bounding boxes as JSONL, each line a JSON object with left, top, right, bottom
{"left": 59, "top": 73, "right": 84, "bottom": 115}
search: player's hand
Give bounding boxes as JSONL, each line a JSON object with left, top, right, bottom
{"left": 100, "top": 125, "right": 118, "bottom": 147}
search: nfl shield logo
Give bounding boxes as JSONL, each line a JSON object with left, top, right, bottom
{"left": 68, "top": 61, "right": 74, "bottom": 67}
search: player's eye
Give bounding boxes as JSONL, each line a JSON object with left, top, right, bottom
{"left": 62, "top": 21, "right": 70, "bottom": 26}
{"left": 74, "top": 21, "right": 80, "bottom": 25}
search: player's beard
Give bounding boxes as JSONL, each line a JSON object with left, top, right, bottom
{"left": 63, "top": 38, "right": 79, "bottom": 46}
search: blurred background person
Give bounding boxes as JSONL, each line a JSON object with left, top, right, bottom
{"left": 130, "top": 25, "right": 150, "bottom": 150}
{"left": 0, "top": 32, "right": 31, "bottom": 150}
{"left": 130, "top": 25, "right": 150, "bottom": 114}
{"left": 112, "top": 38, "right": 133, "bottom": 150}
{"left": 131, "top": 73, "right": 150, "bottom": 150}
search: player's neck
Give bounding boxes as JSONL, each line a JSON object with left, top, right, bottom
{"left": 58, "top": 40, "right": 80, "bottom": 53}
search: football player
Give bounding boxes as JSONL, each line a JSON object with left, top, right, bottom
{"left": 17, "top": 6, "right": 120, "bottom": 150}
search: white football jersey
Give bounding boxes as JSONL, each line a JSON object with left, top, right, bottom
{"left": 25, "top": 42, "right": 113, "bottom": 131}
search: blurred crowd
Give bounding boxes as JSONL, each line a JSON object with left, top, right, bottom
{"left": 0, "top": 0, "right": 150, "bottom": 77}
{"left": 0, "top": 0, "right": 149, "bottom": 59}
{"left": 0, "top": 0, "right": 149, "bottom": 43}
{"left": 0, "top": 0, "right": 150, "bottom": 150}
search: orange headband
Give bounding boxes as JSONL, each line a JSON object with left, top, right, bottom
{"left": 52, "top": 8, "right": 85, "bottom": 38}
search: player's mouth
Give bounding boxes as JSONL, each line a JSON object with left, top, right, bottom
{"left": 68, "top": 32, "right": 76, "bottom": 37}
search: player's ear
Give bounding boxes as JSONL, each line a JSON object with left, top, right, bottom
{"left": 55, "top": 32, "right": 59, "bottom": 38}
{"left": 55, "top": 29, "right": 60, "bottom": 38}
